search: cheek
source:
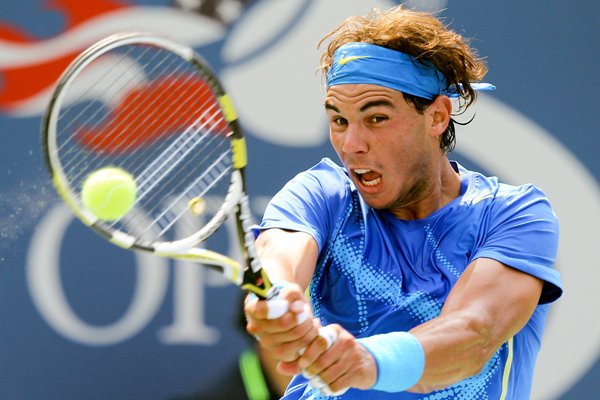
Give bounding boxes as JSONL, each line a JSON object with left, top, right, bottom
{"left": 384, "top": 131, "right": 427, "bottom": 170}
{"left": 395, "top": 120, "right": 429, "bottom": 151}
{"left": 329, "top": 130, "right": 343, "bottom": 153}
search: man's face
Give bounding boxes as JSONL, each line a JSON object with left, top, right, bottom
{"left": 325, "top": 83, "right": 441, "bottom": 215}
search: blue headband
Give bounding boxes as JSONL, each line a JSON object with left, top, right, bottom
{"left": 327, "top": 42, "right": 495, "bottom": 100}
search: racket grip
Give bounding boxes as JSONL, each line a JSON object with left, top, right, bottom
{"left": 265, "top": 286, "right": 310, "bottom": 323}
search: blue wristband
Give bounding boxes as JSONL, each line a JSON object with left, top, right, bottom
{"left": 357, "top": 332, "right": 425, "bottom": 392}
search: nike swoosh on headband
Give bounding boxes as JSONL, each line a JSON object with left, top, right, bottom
{"left": 338, "top": 55, "right": 370, "bottom": 66}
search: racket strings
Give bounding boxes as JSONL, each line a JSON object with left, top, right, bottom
{"left": 59, "top": 46, "right": 188, "bottom": 177}
{"left": 57, "top": 45, "right": 154, "bottom": 146}
{"left": 56, "top": 59, "right": 145, "bottom": 178}
{"left": 146, "top": 141, "right": 232, "bottom": 233}
{"left": 54, "top": 41, "right": 236, "bottom": 243}
{"left": 131, "top": 102, "right": 221, "bottom": 198}
{"left": 105, "top": 70, "right": 222, "bottom": 209}
{"left": 95, "top": 59, "right": 202, "bottom": 155}
{"left": 147, "top": 147, "right": 233, "bottom": 237}
{"left": 58, "top": 44, "right": 160, "bottom": 163}
{"left": 123, "top": 104, "right": 231, "bottom": 234}
{"left": 126, "top": 89, "right": 232, "bottom": 241}
{"left": 134, "top": 133, "right": 233, "bottom": 242}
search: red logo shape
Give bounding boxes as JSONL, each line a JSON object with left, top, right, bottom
{"left": 75, "top": 75, "right": 230, "bottom": 154}
{"left": 0, "top": 0, "right": 128, "bottom": 112}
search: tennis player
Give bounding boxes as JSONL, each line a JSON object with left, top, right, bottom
{"left": 245, "top": 6, "right": 563, "bottom": 399}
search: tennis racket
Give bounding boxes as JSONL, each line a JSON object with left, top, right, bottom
{"left": 42, "top": 31, "right": 346, "bottom": 396}
{"left": 42, "top": 31, "right": 289, "bottom": 314}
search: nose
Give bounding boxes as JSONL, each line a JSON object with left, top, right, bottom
{"left": 341, "top": 123, "right": 368, "bottom": 154}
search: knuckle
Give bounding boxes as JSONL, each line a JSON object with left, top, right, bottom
{"left": 312, "top": 354, "right": 330, "bottom": 373}
{"left": 271, "top": 345, "right": 289, "bottom": 360}
{"left": 328, "top": 380, "right": 342, "bottom": 392}
{"left": 282, "top": 313, "right": 301, "bottom": 334}
{"left": 245, "top": 322, "right": 259, "bottom": 335}
{"left": 338, "top": 333, "right": 355, "bottom": 348}
{"left": 258, "top": 335, "right": 274, "bottom": 347}
{"left": 319, "top": 367, "right": 335, "bottom": 382}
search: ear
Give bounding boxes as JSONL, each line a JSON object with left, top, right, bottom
{"left": 429, "top": 96, "right": 452, "bottom": 138}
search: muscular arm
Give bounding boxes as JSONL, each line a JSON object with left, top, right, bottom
{"left": 248, "top": 229, "right": 544, "bottom": 395}
{"left": 244, "top": 228, "right": 321, "bottom": 363}
{"left": 299, "top": 257, "right": 544, "bottom": 394}
{"left": 408, "top": 257, "right": 544, "bottom": 393}
{"left": 254, "top": 228, "right": 318, "bottom": 289}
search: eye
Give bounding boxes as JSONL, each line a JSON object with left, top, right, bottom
{"left": 369, "top": 115, "right": 388, "bottom": 124}
{"left": 332, "top": 117, "right": 347, "bottom": 126}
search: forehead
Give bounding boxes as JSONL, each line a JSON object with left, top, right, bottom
{"left": 325, "top": 83, "right": 404, "bottom": 110}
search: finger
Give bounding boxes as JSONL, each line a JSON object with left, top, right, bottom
{"left": 298, "top": 325, "right": 339, "bottom": 370}
{"left": 308, "top": 376, "right": 348, "bottom": 397}
{"left": 313, "top": 353, "right": 349, "bottom": 386}
{"left": 245, "top": 299, "right": 311, "bottom": 336}
{"left": 258, "top": 318, "right": 318, "bottom": 350}
{"left": 277, "top": 319, "right": 324, "bottom": 375}
{"left": 308, "top": 375, "right": 328, "bottom": 390}
{"left": 271, "top": 284, "right": 312, "bottom": 323}
{"left": 246, "top": 311, "right": 304, "bottom": 337}
{"left": 309, "top": 349, "right": 352, "bottom": 397}
{"left": 306, "top": 357, "right": 350, "bottom": 398}
{"left": 300, "top": 325, "right": 355, "bottom": 394}
{"left": 244, "top": 295, "right": 271, "bottom": 320}
{"left": 311, "top": 331, "right": 376, "bottom": 394}
{"left": 318, "top": 325, "right": 337, "bottom": 348}
{"left": 245, "top": 284, "right": 321, "bottom": 364}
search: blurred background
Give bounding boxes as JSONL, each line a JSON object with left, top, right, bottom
{"left": 0, "top": 0, "right": 598, "bottom": 398}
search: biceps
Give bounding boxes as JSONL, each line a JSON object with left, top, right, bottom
{"left": 255, "top": 228, "right": 319, "bottom": 289}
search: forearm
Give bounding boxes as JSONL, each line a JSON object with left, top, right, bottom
{"left": 408, "top": 310, "right": 500, "bottom": 393}
{"left": 244, "top": 228, "right": 322, "bottom": 365}
{"left": 406, "top": 259, "right": 543, "bottom": 392}
{"left": 255, "top": 228, "right": 318, "bottom": 289}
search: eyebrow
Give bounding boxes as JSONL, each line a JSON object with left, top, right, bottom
{"left": 324, "top": 99, "right": 395, "bottom": 113}
{"left": 324, "top": 102, "right": 339, "bottom": 112}
{"left": 359, "top": 100, "right": 395, "bottom": 112}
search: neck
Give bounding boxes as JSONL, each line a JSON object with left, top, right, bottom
{"left": 391, "top": 158, "right": 461, "bottom": 220}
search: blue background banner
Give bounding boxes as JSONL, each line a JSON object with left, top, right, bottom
{"left": 0, "top": 1, "right": 598, "bottom": 399}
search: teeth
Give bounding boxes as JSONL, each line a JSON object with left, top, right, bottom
{"left": 362, "top": 177, "right": 381, "bottom": 186}
{"left": 353, "top": 168, "right": 380, "bottom": 186}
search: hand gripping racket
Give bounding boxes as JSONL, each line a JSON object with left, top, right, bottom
{"left": 42, "top": 31, "right": 290, "bottom": 314}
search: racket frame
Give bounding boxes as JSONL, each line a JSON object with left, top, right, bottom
{"left": 42, "top": 32, "right": 274, "bottom": 299}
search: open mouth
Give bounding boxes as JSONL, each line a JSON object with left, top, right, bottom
{"left": 353, "top": 169, "right": 382, "bottom": 187}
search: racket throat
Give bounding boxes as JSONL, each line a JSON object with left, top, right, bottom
{"left": 241, "top": 267, "right": 274, "bottom": 300}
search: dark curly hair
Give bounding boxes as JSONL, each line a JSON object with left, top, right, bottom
{"left": 318, "top": 6, "right": 488, "bottom": 153}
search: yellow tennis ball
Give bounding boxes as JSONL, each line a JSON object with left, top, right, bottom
{"left": 81, "top": 167, "right": 137, "bottom": 221}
